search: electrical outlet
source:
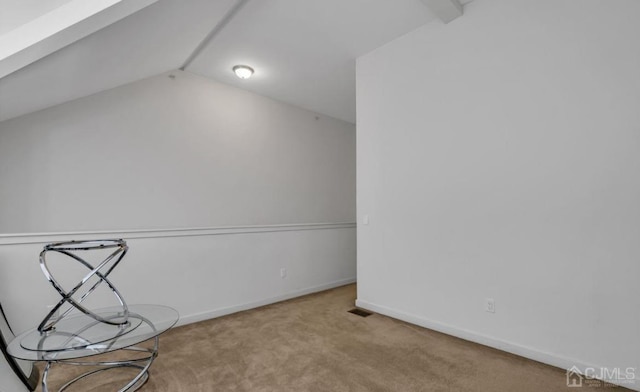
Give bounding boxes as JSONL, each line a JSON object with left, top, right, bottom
{"left": 280, "top": 268, "right": 287, "bottom": 279}
{"left": 485, "top": 298, "right": 495, "bottom": 313}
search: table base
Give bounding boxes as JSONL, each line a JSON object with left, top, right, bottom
{"left": 41, "top": 336, "right": 158, "bottom": 392}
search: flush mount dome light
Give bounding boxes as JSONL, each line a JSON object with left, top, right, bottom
{"left": 233, "top": 65, "right": 254, "bottom": 79}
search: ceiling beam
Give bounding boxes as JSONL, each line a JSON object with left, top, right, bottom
{"left": 420, "top": 0, "right": 463, "bottom": 23}
{"left": 0, "top": 0, "right": 158, "bottom": 79}
{"left": 180, "top": 0, "right": 251, "bottom": 71}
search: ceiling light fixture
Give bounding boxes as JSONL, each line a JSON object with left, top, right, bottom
{"left": 233, "top": 65, "right": 254, "bottom": 79}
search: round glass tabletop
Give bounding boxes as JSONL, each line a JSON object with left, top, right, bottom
{"left": 7, "top": 304, "right": 178, "bottom": 361}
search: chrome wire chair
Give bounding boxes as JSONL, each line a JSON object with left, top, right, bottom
{"left": 1, "top": 302, "right": 39, "bottom": 391}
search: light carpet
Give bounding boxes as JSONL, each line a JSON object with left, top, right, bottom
{"left": 39, "top": 284, "right": 629, "bottom": 391}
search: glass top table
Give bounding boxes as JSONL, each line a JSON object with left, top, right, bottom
{"left": 8, "top": 304, "right": 178, "bottom": 362}
{"left": 7, "top": 239, "right": 179, "bottom": 391}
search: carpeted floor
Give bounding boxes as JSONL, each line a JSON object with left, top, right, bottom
{"left": 39, "top": 284, "right": 630, "bottom": 391}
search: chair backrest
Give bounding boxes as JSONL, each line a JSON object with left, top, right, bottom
{"left": 0, "top": 303, "right": 38, "bottom": 391}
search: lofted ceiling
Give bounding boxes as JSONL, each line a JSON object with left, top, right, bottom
{"left": 0, "top": 0, "right": 470, "bottom": 124}
{"left": 0, "top": 0, "right": 73, "bottom": 35}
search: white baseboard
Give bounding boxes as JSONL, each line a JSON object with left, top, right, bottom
{"left": 177, "top": 277, "right": 356, "bottom": 327}
{"left": 356, "top": 299, "right": 639, "bottom": 392}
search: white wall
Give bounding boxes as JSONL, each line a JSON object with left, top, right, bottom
{"left": 356, "top": 0, "right": 640, "bottom": 389}
{"left": 0, "top": 70, "right": 355, "bottom": 233}
{"left": 0, "top": 71, "right": 356, "bottom": 336}
{"left": 0, "top": 224, "right": 356, "bottom": 334}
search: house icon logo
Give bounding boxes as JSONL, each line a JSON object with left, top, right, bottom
{"left": 567, "top": 366, "right": 583, "bottom": 388}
